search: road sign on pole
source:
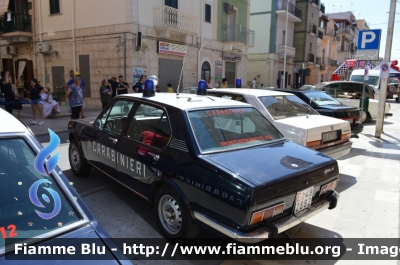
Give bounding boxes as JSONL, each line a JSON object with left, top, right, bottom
{"left": 356, "top": 29, "right": 382, "bottom": 60}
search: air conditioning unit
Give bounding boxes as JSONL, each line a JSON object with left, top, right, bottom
{"left": 223, "top": 3, "right": 234, "bottom": 14}
{"left": 6, "top": 46, "right": 18, "bottom": 55}
{"left": 38, "top": 41, "right": 51, "bottom": 54}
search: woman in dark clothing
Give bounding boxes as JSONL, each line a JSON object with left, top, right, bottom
{"left": 29, "top": 78, "right": 45, "bottom": 125}
{"left": 0, "top": 70, "right": 22, "bottom": 118}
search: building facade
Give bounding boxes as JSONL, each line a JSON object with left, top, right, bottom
{"left": 248, "top": 0, "right": 301, "bottom": 88}
{"left": 0, "top": 0, "right": 254, "bottom": 107}
{"left": 327, "top": 11, "right": 358, "bottom": 66}
{"left": 292, "top": 0, "right": 324, "bottom": 87}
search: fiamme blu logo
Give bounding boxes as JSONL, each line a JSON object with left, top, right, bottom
{"left": 29, "top": 129, "right": 62, "bottom": 220}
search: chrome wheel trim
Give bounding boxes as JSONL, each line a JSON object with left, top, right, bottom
{"left": 361, "top": 111, "right": 368, "bottom": 123}
{"left": 158, "top": 194, "right": 182, "bottom": 235}
{"left": 70, "top": 145, "right": 81, "bottom": 171}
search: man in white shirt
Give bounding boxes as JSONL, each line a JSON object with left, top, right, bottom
{"left": 251, "top": 78, "right": 257, "bottom": 89}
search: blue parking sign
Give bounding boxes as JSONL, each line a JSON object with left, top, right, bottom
{"left": 358, "top": 29, "right": 381, "bottom": 50}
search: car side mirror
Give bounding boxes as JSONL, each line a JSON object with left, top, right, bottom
{"left": 95, "top": 119, "right": 102, "bottom": 128}
{"left": 310, "top": 102, "right": 317, "bottom": 108}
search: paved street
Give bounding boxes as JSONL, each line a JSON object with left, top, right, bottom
{"left": 21, "top": 99, "right": 400, "bottom": 264}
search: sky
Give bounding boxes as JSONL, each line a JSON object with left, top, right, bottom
{"left": 324, "top": 0, "right": 400, "bottom": 60}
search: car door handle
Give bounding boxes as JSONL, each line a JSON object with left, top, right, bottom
{"left": 109, "top": 137, "right": 118, "bottom": 144}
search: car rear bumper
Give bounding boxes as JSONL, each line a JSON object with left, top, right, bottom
{"left": 318, "top": 141, "right": 352, "bottom": 159}
{"left": 194, "top": 190, "right": 339, "bottom": 243}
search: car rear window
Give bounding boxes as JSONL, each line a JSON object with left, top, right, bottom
{"left": 188, "top": 107, "right": 283, "bottom": 153}
{"left": 303, "top": 92, "right": 342, "bottom": 106}
{"left": 0, "top": 138, "right": 80, "bottom": 249}
{"left": 258, "top": 95, "right": 318, "bottom": 120}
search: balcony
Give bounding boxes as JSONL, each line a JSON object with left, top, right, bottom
{"left": 316, "top": 57, "right": 321, "bottom": 65}
{"left": 324, "top": 28, "right": 335, "bottom": 38}
{"left": 277, "top": 44, "right": 296, "bottom": 58}
{"left": 318, "top": 30, "right": 323, "bottom": 39}
{"left": 311, "top": 0, "right": 319, "bottom": 8}
{"left": 336, "top": 26, "right": 357, "bottom": 39}
{"left": 308, "top": 53, "right": 315, "bottom": 63}
{"left": 0, "top": 13, "right": 32, "bottom": 43}
{"left": 153, "top": 6, "right": 198, "bottom": 40}
{"left": 222, "top": 24, "right": 255, "bottom": 47}
{"left": 309, "top": 23, "right": 317, "bottom": 35}
{"left": 276, "top": 0, "right": 302, "bottom": 22}
{"left": 320, "top": 3, "right": 325, "bottom": 13}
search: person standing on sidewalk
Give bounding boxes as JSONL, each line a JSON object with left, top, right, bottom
{"left": 66, "top": 72, "right": 86, "bottom": 118}
{"left": 133, "top": 75, "right": 146, "bottom": 93}
{"left": 66, "top": 77, "right": 84, "bottom": 120}
{"left": 0, "top": 70, "right": 22, "bottom": 118}
{"left": 251, "top": 77, "right": 257, "bottom": 89}
{"left": 108, "top": 75, "right": 119, "bottom": 98}
{"left": 100, "top": 79, "right": 112, "bottom": 109}
{"left": 29, "top": 78, "right": 45, "bottom": 125}
{"left": 116, "top": 75, "right": 129, "bottom": 95}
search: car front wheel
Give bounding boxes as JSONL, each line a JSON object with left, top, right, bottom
{"left": 154, "top": 185, "right": 199, "bottom": 239}
{"left": 361, "top": 111, "right": 370, "bottom": 124}
{"left": 69, "top": 139, "right": 92, "bottom": 177}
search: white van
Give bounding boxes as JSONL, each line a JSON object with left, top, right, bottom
{"left": 350, "top": 69, "right": 380, "bottom": 98}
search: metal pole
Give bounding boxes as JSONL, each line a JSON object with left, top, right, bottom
{"left": 283, "top": 0, "right": 289, "bottom": 89}
{"left": 375, "top": 0, "right": 396, "bottom": 138}
{"left": 360, "top": 67, "right": 366, "bottom": 122}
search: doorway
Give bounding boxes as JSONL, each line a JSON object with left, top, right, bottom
{"left": 158, "top": 58, "right": 183, "bottom": 92}
{"left": 224, "top": 62, "right": 236, "bottom": 88}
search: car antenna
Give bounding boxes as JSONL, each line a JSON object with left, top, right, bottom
{"left": 176, "top": 42, "right": 189, "bottom": 97}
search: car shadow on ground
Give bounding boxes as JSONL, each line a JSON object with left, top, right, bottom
{"left": 63, "top": 168, "right": 113, "bottom": 195}
{"left": 363, "top": 120, "right": 394, "bottom": 126}
{"left": 336, "top": 174, "right": 357, "bottom": 194}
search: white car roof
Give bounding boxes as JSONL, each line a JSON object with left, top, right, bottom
{"left": 0, "top": 108, "right": 29, "bottom": 134}
{"left": 116, "top": 93, "right": 251, "bottom": 110}
{"left": 207, "top": 88, "right": 294, "bottom": 97}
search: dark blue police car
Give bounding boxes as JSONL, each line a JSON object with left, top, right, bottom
{"left": 68, "top": 82, "right": 340, "bottom": 242}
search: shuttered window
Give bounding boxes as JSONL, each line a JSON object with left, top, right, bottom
{"left": 49, "top": 0, "right": 60, "bottom": 15}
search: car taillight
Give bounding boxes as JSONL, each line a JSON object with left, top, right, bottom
{"left": 354, "top": 117, "right": 361, "bottom": 124}
{"left": 250, "top": 203, "right": 285, "bottom": 225}
{"left": 320, "top": 179, "right": 339, "bottom": 195}
{"left": 371, "top": 93, "right": 374, "bottom": 99}
{"left": 342, "top": 133, "right": 351, "bottom": 140}
{"left": 306, "top": 140, "right": 320, "bottom": 149}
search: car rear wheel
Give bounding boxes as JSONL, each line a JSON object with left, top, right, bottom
{"left": 69, "top": 139, "right": 92, "bottom": 177}
{"left": 361, "top": 111, "right": 369, "bottom": 124}
{"left": 154, "top": 185, "right": 199, "bottom": 239}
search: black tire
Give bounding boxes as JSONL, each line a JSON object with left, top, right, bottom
{"left": 154, "top": 185, "right": 199, "bottom": 239}
{"left": 69, "top": 139, "right": 92, "bottom": 177}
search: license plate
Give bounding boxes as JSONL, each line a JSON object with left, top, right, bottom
{"left": 294, "top": 187, "right": 314, "bottom": 214}
{"left": 322, "top": 131, "right": 338, "bottom": 143}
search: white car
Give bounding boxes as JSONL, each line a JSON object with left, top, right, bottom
{"left": 207, "top": 89, "right": 352, "bottom": 159}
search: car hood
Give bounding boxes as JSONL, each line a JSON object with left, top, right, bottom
{"left": 203, "top": 140, "right": 335, "bottom": 187}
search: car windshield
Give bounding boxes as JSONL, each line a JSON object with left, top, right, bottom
{"left": 188, "top": 107, "right": 283, "bottom": 153}
{"left": 350, "top": 75, "right": 380, "bottom": 86}
{"left": 303, "top": 92, "right": 342, "bottom": 106}
{"left": 0, "top": 138, "right": 80, "bottom": 249}
{"left": 258, "top": 95, "right": 318, "bottom": 120}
